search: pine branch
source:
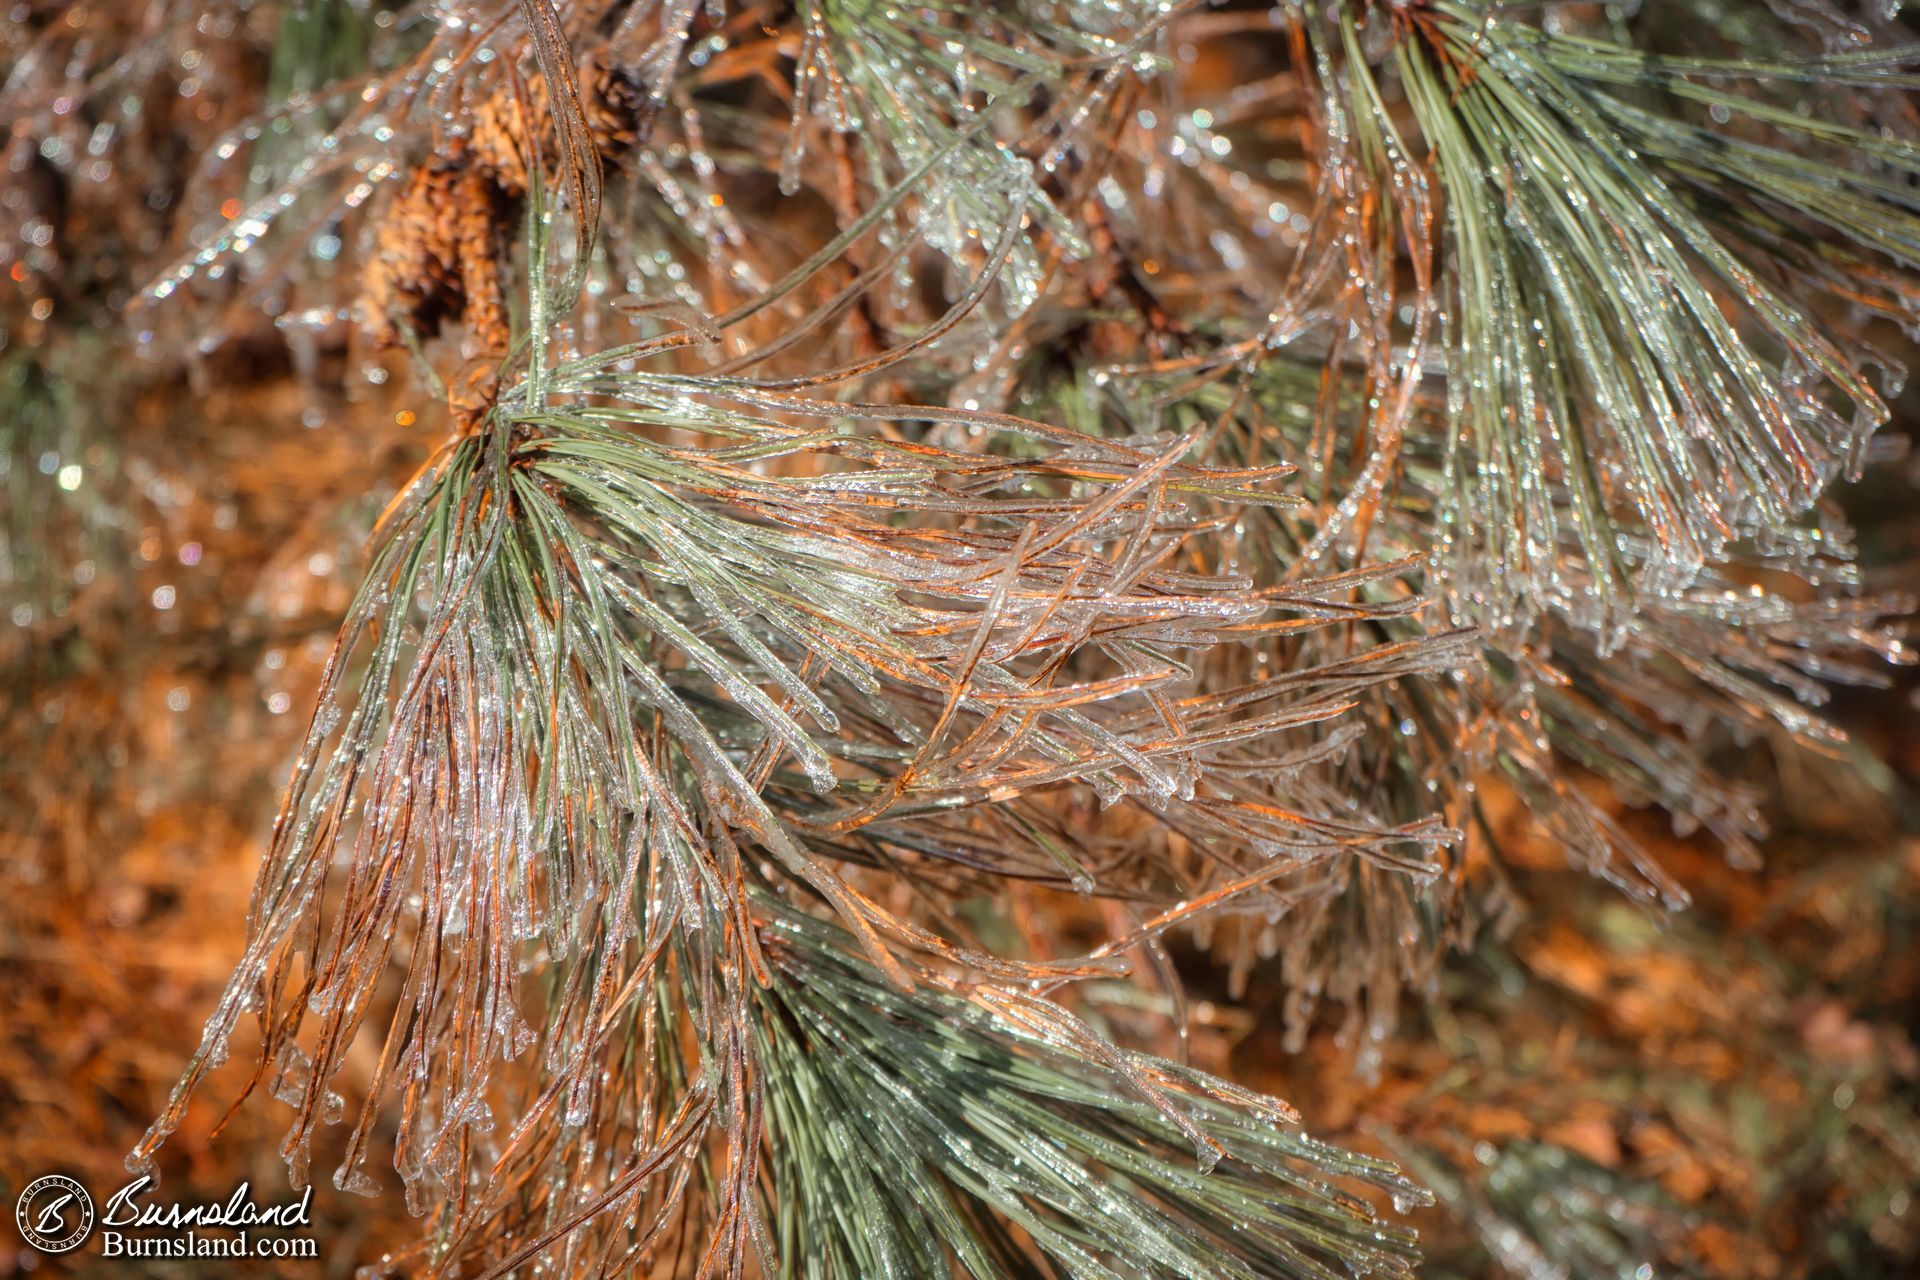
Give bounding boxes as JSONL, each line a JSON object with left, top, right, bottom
{"left": 8, "top": 1, "right": 1914, "bottom": 1275}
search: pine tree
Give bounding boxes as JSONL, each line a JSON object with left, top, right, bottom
{"left": 4, "top": 1, "right": 1919, "bottom": 1276}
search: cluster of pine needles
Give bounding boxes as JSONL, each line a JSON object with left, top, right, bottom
{"left": 4, "top": 1, "right": 1920, "bottom": 1277}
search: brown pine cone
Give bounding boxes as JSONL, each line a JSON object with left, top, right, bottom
{"left": 356, "top": 56, "right": 650, "bottom": 355}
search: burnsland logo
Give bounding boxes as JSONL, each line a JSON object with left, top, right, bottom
{"left": 15, "top": 1172, "right": 318, "bottom": 1261}
{"left": 15, "top": 1175, "right": 93, "bottom": 1254}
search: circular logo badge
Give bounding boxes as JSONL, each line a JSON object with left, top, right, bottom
{"left": 15, "top": 1174, "right": 94, "bottom": 1255}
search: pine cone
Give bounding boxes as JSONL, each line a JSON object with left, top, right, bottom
{"left": 356, "top": 57, "right": 648, "bottom": 355}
